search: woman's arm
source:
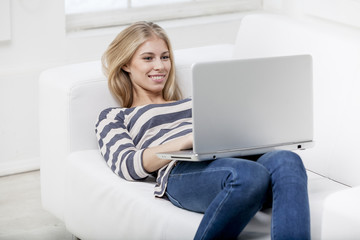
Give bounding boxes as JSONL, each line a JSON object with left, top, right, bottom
{"left": 142, "top": 133, "right": 193, "bottom": 173}
{"left": 96, "top": 108, "right": 151, "bottom": 181}
{"left": 96, "top": 105, "right": 192, "bottom": 179}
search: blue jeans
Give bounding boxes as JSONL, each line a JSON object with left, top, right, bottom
{"left": 166, "top": 150, "right": 310, "bottom": 240}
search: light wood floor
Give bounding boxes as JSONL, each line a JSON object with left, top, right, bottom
{"left": 0, "top": 170, "right": 72, "bottom": 240}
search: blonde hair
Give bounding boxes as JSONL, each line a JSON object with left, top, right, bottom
{"left": 102, "top": 21, "right": 182, "bottom": 107}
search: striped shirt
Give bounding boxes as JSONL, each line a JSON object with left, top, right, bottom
{"left": 95, "top": 98, "right": 192, "bottom": 197}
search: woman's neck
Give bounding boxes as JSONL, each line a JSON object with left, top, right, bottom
{"left": 131, "top": 92, "right": 166, "bottom": 107}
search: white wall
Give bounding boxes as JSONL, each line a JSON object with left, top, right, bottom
{"left": 264, "top": 0, "right": 360, "bottom": 25}
{"left": 0, "top": 0, "right": 244, "bottom": 176}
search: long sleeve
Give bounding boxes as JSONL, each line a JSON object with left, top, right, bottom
{"left": 95, "top": 98, "right": 192, "bottom": 197}
{"left": 95, "top": 107, "right": 149, "bottom": 180}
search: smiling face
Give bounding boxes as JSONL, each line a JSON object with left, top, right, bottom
{"left": 122, "top": 36, "right": 171, "bottom": 105}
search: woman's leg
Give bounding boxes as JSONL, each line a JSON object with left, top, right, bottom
{"left": 257, "top": 150, "right": 311, "bottom": 240}
{"left": 166, "top": 158, "right": 270, "bottom": 240}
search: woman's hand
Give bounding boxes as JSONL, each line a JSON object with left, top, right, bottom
{"left": 142, "top": 133, "right": 193, "bottom": 173}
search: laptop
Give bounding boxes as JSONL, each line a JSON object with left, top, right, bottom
{"left": 157, "top": 55, "right": 314, "bottom": 161}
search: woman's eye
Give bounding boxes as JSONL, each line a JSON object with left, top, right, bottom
{"left": 143, "top": 57, "right": 153, "bottom": 61}
{"left": 162, "top": 56, "right": 170, "bottom": 60}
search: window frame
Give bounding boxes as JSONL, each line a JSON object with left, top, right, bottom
{"left": 66, "top": 0, "right": 262, "bottom": 32}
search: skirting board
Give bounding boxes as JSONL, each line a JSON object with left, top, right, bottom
{"left": 0, "top": 157, "right": 40, "bottom": 177}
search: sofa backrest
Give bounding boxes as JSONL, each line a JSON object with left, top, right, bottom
{"left": 233, "top": 13, "right": 360, "bottom": 186}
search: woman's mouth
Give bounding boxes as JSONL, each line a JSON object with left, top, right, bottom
{"left": 149, "top": 74, "right": 166, "bottom": 83}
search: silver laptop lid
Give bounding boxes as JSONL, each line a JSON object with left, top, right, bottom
{"left": 191, "top": 55, "right": 313, "bottom": 154}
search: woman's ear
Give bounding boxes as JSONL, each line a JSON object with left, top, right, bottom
{"left": 122, "top": 64, "right": 130, "bottom": 73}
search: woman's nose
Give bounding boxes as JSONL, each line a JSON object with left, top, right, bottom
{"left": 153, "top": 58, "right": 165, "bottom": 70}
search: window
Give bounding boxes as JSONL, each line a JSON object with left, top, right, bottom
{"left": 65, "top": 0, "right": 262, "bottom": 32}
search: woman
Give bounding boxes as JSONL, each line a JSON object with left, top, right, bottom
{"left": 96, "top": 21, "right": 310, "bottom": 240}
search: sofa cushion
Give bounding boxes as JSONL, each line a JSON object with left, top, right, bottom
{"left": 65, "top": 150, "right": 202, "bottom": 239}
{"left": 65, "top": 150, "right": 274, "bottom": 239}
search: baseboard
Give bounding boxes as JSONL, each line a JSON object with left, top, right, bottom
{"left": 0, "top": 157, "right": 40, "bottom": 177}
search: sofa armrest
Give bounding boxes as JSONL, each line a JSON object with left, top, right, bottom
{"left": 39, "top": 61, "right": 117, "bottom": 221}
{"left": 321, "top": 186, "right": 360, "bottom": 239}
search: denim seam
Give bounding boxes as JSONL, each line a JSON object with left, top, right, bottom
{"left": 165, "top": 191, "right": 184, "bottom": 209}
{"left": 197, "top": 168, "right": 237, "bottom": 240}
{"left": 271, "top": 179, "right": 277, "bottom": 240}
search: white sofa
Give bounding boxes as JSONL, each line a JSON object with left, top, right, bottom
{"left": 40, "top": 13, "right": 360, "bottom": 239}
